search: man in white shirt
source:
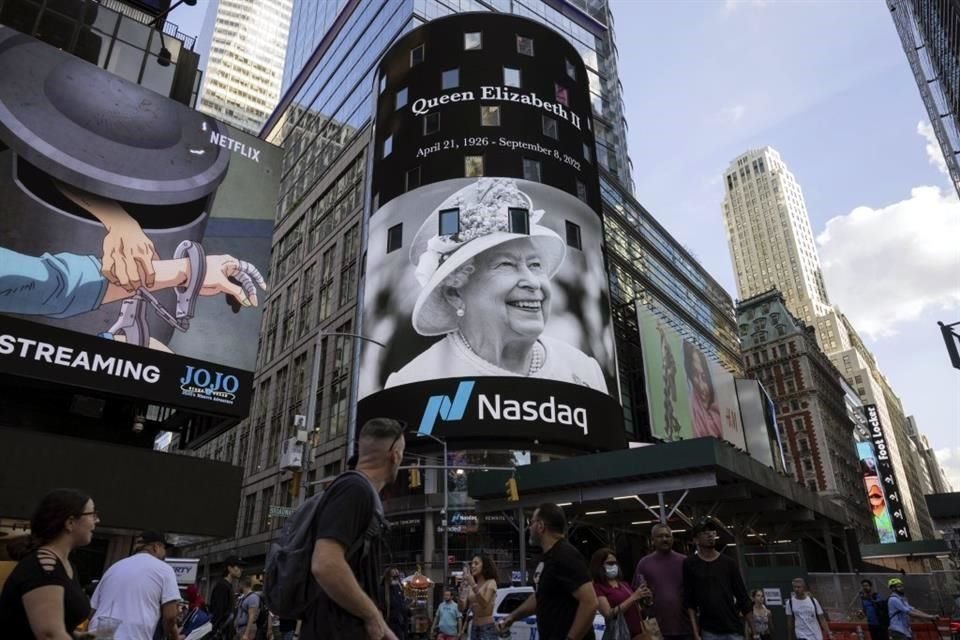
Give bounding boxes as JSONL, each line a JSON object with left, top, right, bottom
{"left": 89, "top": 531, "right": 183, "bottom": 640}
{"left": 785, "top": 578, "right": 831, "bottom": 640}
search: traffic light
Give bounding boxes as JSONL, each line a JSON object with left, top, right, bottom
{"left": 408, "top": 467, "right": 422, "bottom": 489}
{"left": 505, "top": 477, "right": 519, "bottom": 502}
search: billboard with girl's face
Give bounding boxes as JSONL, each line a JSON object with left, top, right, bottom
{"left": 637, "top": 304, "right": 746, "bottom": 448}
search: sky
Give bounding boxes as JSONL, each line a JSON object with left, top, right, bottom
{"left": 166, "top": 0, "right": 960, "bottom": 487}
{"left": 609, "top": 0, "right": 960, "bottom": 489}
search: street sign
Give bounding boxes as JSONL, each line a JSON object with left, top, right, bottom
{"left": 269, "top": 505, "right": 295, "bottom": 518}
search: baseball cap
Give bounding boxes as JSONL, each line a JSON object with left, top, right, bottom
{"left": 139, "top": 531, "right": 174, "bottom": 549}
{"left": 888, "top": 577, "right": 904, "bottom": 588}
{"left": 691, "top": 518, "right": 719, "bottom": 535}
{"left": 225, "top": 555, "right": 248, "bottom": 567}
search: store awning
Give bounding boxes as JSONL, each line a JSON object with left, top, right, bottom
{"left": 467, "top": 438, "right": 849, "bottom": 534}
{"left": 0, "top": 427, "right": 242, "bottom": 537}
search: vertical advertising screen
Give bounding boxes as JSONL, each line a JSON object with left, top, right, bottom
{"left": 357, "top": 13, "right": 624, "bottom": 452}
{"left": 0, "top": 28, "right": 279, "bottom": 417}
{"left": 856, "top": 441, "right": 897, "bottom": 543}
{"left": 735, "top": 378, "right": 785, "bottom": 470}
{"left": 863, "top": 404, "right": 911, "bottom": 541}
{"left": 636, "top": 304, "right": 746, "bottom": 448}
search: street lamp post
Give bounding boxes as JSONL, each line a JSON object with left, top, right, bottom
{"left": 415, "top": 431, "right": 449, "bottom": 589}
{"left": 299, "top": 330, "right": 386, "bottom": 507}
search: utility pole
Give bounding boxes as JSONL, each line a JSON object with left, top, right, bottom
{"left": 415, "top": 432, "right": 449, "bottom": 589}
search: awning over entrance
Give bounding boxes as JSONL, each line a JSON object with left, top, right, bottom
{"left": 468, "top": 438, "right": 850, "bottom": 541}
{"left": 0, "top": 427, "right": 242, "bottom": 538}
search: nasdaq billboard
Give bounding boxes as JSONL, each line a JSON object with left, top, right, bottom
{"left": 357, "top": 13, "right": 624, "bottom": 452}
{"left": 0, "top": 28, "right": 278, "bottom": 417}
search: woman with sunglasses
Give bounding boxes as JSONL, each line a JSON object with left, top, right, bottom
{"left": 590, "top": 548, "right": 652, "bottom": 640}
{"left": 0, "top": 488, "right": 100, "bottom": 639}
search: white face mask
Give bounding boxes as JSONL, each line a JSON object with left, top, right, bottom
{"left": 604, "top": 565, "right": 619, "bottom": 578}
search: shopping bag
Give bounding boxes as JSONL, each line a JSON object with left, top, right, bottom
{"left": 602, "top": 613, "right": 632, "bottom": 640}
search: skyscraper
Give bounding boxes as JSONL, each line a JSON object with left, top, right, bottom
{"left": 722, "top": 147, "right": 832, "bottom": 327}
{"left": 889, "top": 0, "right": 960, "bottom": 198}
{"left": 181, "top": 0, "right": 745, "bottom": 576}
{"left": 723, "top": 146, "right": 939, "bottom": 540}
{"left": 198, "top": 0, "right": 293, "bottom": 134}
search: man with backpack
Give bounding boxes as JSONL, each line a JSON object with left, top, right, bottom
{"left": 858, "top": 579, "right": 889, "bottom": 640}
{"left": 265, "top": 417, "right": 406, "bottom": 640}
{"left": 235, "top": 576, "right": 263, "bottom": 640}
{"left": 785, "top": 578, "right": 831, "bottom": 640}
{"left": 887, "top": 578, "right": 938, "bottom": 640}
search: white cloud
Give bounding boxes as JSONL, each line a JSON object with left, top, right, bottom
{"left": 816, "top": 185, "right": 960, "bottom": 338}
{"left": 934, "top": 447, "right": 960, "bottom": 492}
{"left": 721, "top": 104, "right": 746, "bottom": 122}
{"left": 917, "top": 120, "right": 949, "bottom": 177}
{"left": 724, "top": 0, "right": 769, "bottom": 12}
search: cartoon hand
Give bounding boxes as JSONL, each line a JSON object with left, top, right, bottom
{"left": 199, "top": 255, "right": 268, "bottom": 307}
{"left": 101, "top": 218, "right": 159, "bottom": 291}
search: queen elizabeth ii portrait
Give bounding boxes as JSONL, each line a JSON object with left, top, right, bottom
{"left": 380, "top": 178, "right": 608, "bottom": 392}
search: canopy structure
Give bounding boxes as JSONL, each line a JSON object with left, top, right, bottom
{"left": 468, "top": 438, "right": 857, "bottom": 572}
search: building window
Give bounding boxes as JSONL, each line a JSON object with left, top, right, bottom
{"left": 542, "top": 115, "right": 558, "bottom": 139}
{"left": 522, "top": 158, "right": 541, "bottom": 182}
{"left": 565, "top": 221, "right": 582, "bottom": 250}
{"left": 503, "top": 67, "right": 521, "bottom": 88}
{"left": 382, "top": 135, "right": 393, "bottom": 158}
{"left": 576, "top": 180, "right": 587, "bottom": 202}
{"left": 583, "top": 143, "right": 593, "bottom": 163}
{"left": 442, "top": 68, "right": 459, "bottom": 89}
{"left": 405, "top": 166, "right": 421, "bottom": 191}
{"left": 395, "top": 87, "right": 408, "bottom": 110}
{"left": 410, "top": 44, "right": 425, "bottom": 67}
{"left": 439, "top": 208, "right": 460, "bottom": 236}
{"left": 554, "top": 83, "right": 569, "bottom": 106}
{"left": 481, "top": 105, "right": 500, "bottom": 126}
{"left": 508, "top": 208, "right": 529, "bottom": 234}
{"left": 387, "top": 223, "right": 403, "bottom": 253}
{"left": 423, "top": 112, "right": 440, "bottom": 135}
{"left": 464, "top": 31, "right": 482, "bottom": 50}
{"left": 378, "top": 73, "right": 387, "bottom": 94}
{"left": 565, "top": 59, "right": 576, "bottom": 80}
{"left": 465, "top": 155, "right": 484, "bottom": 177}
{"left": 516, "top": 35, "right": 535, "bottom": 56}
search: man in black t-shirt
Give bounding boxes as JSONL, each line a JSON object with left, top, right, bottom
{"left": 302, "top": 418, "right": 406, "bottom": 640}
{"left": 683, "top": 519, "right": 752, "bottom": 640}
{"left": 210, "top": 555, "right": 246, "bottom": 629}
{"left": 500, "top": 503, "right": 598, "bottom": 640}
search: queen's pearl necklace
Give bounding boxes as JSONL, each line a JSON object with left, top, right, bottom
{"left": 456, "top": 331, "right": 544, "bottom": 375}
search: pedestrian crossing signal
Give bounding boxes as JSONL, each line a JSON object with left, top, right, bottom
{"left": 409, "top": 467, "right": 422, "bottom": 489}
{"left": 506, "top": 478, "right": 519, "bottom": 502}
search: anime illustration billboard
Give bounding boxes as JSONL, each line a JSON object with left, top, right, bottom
{"left": 0, "top": 28, "right": 278, "bottom": 416}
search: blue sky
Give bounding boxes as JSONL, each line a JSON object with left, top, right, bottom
{"left": 169, "top": 0, "right": 959, "bottom": 486}
{"left": 610, "top": 0, "right": 960, "bottom": 487}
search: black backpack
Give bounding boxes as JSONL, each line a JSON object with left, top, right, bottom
{"left": 263, "top": 470, "right": 382, "bottom": 619}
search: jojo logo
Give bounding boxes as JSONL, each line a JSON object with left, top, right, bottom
{"left": 418, "top": 381, "right": 475, "bottom": 435}
{"left": 179, "top": 365, "right": 239, "bottom": 405}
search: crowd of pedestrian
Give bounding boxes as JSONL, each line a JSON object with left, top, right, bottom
{"left": 0, "top": 419, "right": 950, "bottom": 640}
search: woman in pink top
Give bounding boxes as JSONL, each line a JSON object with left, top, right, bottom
{"left": 589, "top": 548, "right": 652, "bottom": 640}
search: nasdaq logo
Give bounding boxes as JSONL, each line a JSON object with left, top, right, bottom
{"left": 418, "top": 381, "right": 475, "bottom": 435}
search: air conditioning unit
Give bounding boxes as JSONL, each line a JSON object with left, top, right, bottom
{"left": 279, "top": 437, "right": 304, "bottom": 471}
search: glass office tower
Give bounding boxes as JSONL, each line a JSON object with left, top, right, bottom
{"left": 183, "top": 0, "right": 742, "bottom": 580}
